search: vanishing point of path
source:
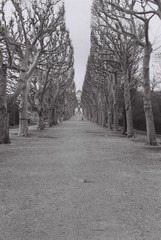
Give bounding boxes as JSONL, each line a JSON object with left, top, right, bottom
{"left": 0, "top": 115, "right": 161, "bottom": 240}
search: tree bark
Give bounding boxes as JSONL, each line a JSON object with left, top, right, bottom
{"left": 107, "top": 77, "right": 113, "bottom": 130}
{"left": 52, "top": 107, "right": 58, "bottom": 125}
{"left": 0, "top": 54, "right": 10, "bottom": 144}
{"left": 18, "top": 75, "right": 32, "bottom": 136}
{"left": 123, "top": 68, "right": 134, "bottom": 137}
{"left": 101, "top": 104, "right": 106, "bottom": 127}
{"left": 8, "top": 46, "right": 32, "bottom": 109}
{"left": 143, "top": 46, "right": 157, "bottom": 145}
{"left": 18, "top": 82, "right": 29, "bottom": 136}
{"left": 47, "top": 108, "right": 53, "bottom": 127}
{"left": 94, "top": 107, "right": 98, "bottom": 123}
{"left": 113, "top": 72, "right": 119, "bottom": 131}
{"left": 107, "top": 101, "right": 113, "bottom": 130}
{"left": 122, "top": 106, "right": 127, "bottom": 135}
{"left": 37, "top": 109, "right": 45, "bottom": 130}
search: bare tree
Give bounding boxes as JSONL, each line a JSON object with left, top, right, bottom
{"left": 0, "top": 0, "right": 65, "bottom": 141}
{"left": 94, "top": 0, "right": 158, "bottom": 144}
{"left": 82, "top": 3, "right": 142, "bottom": 137}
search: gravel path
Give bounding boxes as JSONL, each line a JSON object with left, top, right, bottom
{"left": 0, "top": 115, "right": 161, "bottom": 240}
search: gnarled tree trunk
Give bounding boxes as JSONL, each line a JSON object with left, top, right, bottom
{"left": 122, "top": 106, "right": 127, "bottom": 135}
{"left": 18, "top": 82, "right": 28, "bottom": 136}
{"left": 101, "top": 103, "right": 106, "bottom": 127}
{"left": 107, "top": 76, "right": 113, "bottom": 130}
{"left": 47, "top": 108, "right": 53, "bottom": 127}
{"left": 52, "top": 106, "right": 58, "bottom": 125}
{"left": 123, "top": 68, "right": 134, "bottom": 137}
{"left": 143, "top": 45, "right": 156, "bottom": 145}
{"left": 107, "top": 98, "right": 113, "bottom": 130}
{"left": 113, "top": 72, "right": 119, "bottom": 132}
{"left": 0, "top": 53, "right": 10, "bottom": 144}
{"left": 38, "top": 108, "right": 45, "bottom": 130}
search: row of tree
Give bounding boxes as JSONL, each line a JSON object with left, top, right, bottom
{"left": 0, "top": 0, "right": 77, "bottom": 144}
{"left": 81, "top": 0, "right": 161, "bottom": 145}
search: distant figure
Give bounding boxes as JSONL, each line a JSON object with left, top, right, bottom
{"left": 82, "top": 116, "right": 84, "bottom": 121}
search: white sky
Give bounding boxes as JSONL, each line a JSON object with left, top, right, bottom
{"left": 150, "top": 21, "right": 161, "bottom": 53}
{"left": 64, "top": 0, "right": 92, "bottom": 90}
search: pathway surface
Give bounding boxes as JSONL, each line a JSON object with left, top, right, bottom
{"left": 0, "top": 115, "right": 161, "bottom": 240}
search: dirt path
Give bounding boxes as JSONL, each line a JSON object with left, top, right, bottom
{"left": 0, "top": 115, "right": 161, "bottom": 240}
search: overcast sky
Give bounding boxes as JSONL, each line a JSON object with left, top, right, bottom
{"left": 64, "top": 0, "right": 92, "bottom": 90}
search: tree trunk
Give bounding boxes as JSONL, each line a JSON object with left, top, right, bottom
{"left": 0, "top": 55, "right": 10, "bottom": 144}
{"left": 8, "top": 46, "right": 32, "bottom": 109}
{"left": 95, "top": 107, "right": 98, "bottom": 123}
{"left": 52, "top": 107, "right": 58, "bottom": 125}
{"left": 47, "top": 108, "right": 53, "bottom": 127}
{"left": 87, "top": 108, "right": 90, "bottom": 120}
{"left": 143, "top": 46, "right": 157, "bottom": 145}
{"left": 18, "top": 82, "right": 28, "bottom": 136}
{"left": 113, "top": 72, "right": 119, "bottom": 132}
{"left": 123, "top": 68, "right": 134, "bottom": 137}
{"left": 122, "top": 106, "right": 127, "bottom": 135}
{"left": 37, "top": 109, "right": 45, "bottom": 130}
{"left": 98, "top": 104, "right": 102, "bottom": 125}
{"left": 101, "top": 105, "right": 106, "bottom": 127}
{"left": 107, "top": 103, "right": 113, "bottom": 130}
{"left": 107, "top": 77, "right": 113, "bottom": 130}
